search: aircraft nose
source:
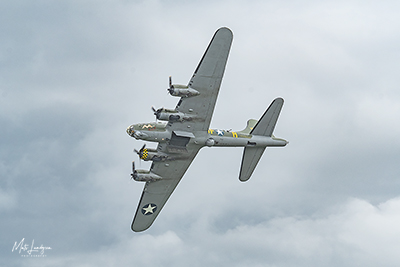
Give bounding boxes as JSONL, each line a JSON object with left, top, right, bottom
{"left": 126, "top": 126, "right": 134, "bottom": 137}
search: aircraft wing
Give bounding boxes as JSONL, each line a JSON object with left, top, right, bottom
{"left": 131, "top": 143, "right": 200, "bottom": 232}
{"left": 172, "top": 27, "right": 233, "bottom": 132}
{"left": 131, "top": 28, "right": 233, "bottom": 232}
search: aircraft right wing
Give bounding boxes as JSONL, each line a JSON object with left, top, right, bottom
{"left": 131, "top": 143, "right": 200, "bottom": 232}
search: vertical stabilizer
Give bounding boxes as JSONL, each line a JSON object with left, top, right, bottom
{"left": 250, "top": 98, "right": 284, "bottom": 137}
{"left": 237, "top": 119, "right": 258, "bottom": 135}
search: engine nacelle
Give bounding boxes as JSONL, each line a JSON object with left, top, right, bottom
{"left": 137, "top": 147, "right": 169, "bottom": 162}
{"left": 153, "top": 108, "right": 176, "bottom": 121}
{"left": 167, "top": 76, "right": 200, "bottom": 97}
{"left": 153, "top": 108, "right": 195, "bottom": 122}
{"left": 131, "top": 170, "right": 162, "bottom": 182}
{"left": 168, "top": 84, "right": 200, "bottom": 97}
{"left": 169, "top": 86, "right": 200, "bottom": 98}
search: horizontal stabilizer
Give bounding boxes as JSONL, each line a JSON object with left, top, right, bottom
{"left": 239, "top": 147, "right": 266, "bottom": 182}
{"left": 251, "top": 98, "right": 284, "bottom": 137}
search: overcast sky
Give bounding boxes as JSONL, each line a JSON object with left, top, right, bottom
{"left": 2, "top": 0, "right": 400, "bottom": 266}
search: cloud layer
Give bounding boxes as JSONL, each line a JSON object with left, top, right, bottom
{"left": 2, "top": 0, "right": 400, "bottom": 266}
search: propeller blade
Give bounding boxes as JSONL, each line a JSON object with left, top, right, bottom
{"left": 134, "top": 144, "right": 146, "bottom": 161}
{"left": 151, "top": 106, "right": 157, "bottom": 113}
{"left": 140, "top": 144, "right": 146, "bottom": 151}
{"left": 131, "top": 161, "right": 136, "bottom": 180}
{"left": 168, "top": 76, "right": 174, "bottom": 94}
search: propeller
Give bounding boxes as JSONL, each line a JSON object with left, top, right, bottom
{"left": 152, "top": 106, "right": 163, "bottom": 120}
{"left": 131, "top": 161, "right": 136, "bottom": 180}
{"left": 134, "top": 144, "right": 147, "bottom": 160}
{"left": 152, "top": 106, "right": 159, "bottom": 116}
{"left": 167, "top": 76, "right": 174, "bottom": 95}
{"left": 152, "top": 106, "right": 158, "bottom": 121}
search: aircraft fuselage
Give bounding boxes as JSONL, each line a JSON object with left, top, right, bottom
{"left": 126, "top": 122, "right": 287, "bottom": 148}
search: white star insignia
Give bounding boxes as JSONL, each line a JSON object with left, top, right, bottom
{"left": 142, "top": 204, "right": 157, "bottom": 215}
{"left": 217, "top": 130, "right": 224, "bottom": 136}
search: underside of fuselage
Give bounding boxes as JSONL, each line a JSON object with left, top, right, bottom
{"left": 126, "top": 122, "right": 287, "bottom": 148}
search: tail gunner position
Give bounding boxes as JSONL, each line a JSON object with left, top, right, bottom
{"left": 126, "top": 27, "right": 288, "bottom": 232}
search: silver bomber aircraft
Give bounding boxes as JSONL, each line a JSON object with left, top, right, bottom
{"left": 126, "top": 27, "right": 288, "bottom": 232}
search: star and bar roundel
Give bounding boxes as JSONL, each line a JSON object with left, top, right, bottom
{"left": 141, "top": 203, "right": 157, "bottom": 215}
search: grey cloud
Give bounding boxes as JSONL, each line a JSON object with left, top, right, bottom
{"left": 2, "top": 0, "right": 400, "bottom": 266}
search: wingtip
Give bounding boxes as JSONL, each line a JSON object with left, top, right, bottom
{"left": 217, "top": 27, "right": 233, "bottom": 36}
{"left": 239, "top": 176, "right": 250, "bottom": 182}
{"left": 131, "top": 221, "right": 151, "bottom": 232}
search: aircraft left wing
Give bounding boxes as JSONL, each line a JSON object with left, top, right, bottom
{"left": 171, "top": 27, "right": 233, "bottom": 132}
{"left": 131, "top": 143, "right": 200, "bottom": 232}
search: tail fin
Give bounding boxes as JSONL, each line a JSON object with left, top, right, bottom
{"left": 237, "top": 119, "right": 258, "bottom": 135}
{"left": 239, "top": 98, "right": 284, "bottom": 182}
{"left": 250, "top": 97, "right": 284, "bottom": 137}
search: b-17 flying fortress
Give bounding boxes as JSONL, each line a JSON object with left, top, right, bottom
{"left": 126, "top": 27, "right": 288, "bottom": 232}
